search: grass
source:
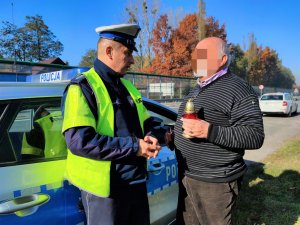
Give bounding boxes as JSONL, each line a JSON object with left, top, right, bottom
{"left": 233, "top": 135, "right": 300, "bottom": 225}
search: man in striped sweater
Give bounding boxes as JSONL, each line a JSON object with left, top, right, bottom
{"left": 174, "top": 37, "right": 265, "bottom": 225}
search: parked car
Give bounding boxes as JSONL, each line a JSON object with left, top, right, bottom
{"left": 0, "top": 82, "right": 178, "bottom": 225}
{"left": 259, "top": 92, "right": 298, "bottom": 117}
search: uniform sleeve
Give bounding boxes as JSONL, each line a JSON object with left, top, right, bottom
{"left": 64, "top": 127, "right": 139, "bottom": 161}
{"left": 207, "top": 95, "right": 265, "bottom": 149}
{"left": 62, "top": 84, "right": 139, "bottom": 161}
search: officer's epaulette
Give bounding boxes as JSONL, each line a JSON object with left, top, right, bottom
{"left": 64, "top": 74, "right": 87, "bottom": 94}
{"left": 70, "top": 74, "right": 86, "bottom": 85}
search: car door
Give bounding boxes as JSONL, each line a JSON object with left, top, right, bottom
{"left": 0, "top": 98, "right": 85, "bottom": 225}
{"left": 143, "top": 100, "right": 178, "bottom": 225}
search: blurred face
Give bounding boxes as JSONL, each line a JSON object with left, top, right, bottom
{"left": 191, "top": 38, "right": 227, "bottom": 80}
{"left": 111, "top": 44, "right": 134, "bottom": 75}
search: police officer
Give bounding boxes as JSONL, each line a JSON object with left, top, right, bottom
{"left": 61, "top": 24, "right": 161, "bottom": 225}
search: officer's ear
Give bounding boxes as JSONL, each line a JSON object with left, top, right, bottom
{"left": 106, "top": 46, "right": 113, "bottom": 60}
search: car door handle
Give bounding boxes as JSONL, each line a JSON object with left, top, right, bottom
{"left": 0, "top": 194, "right": 50, "bottom": 217}
{"left": 148, "top": 163, "right": 165, "bottom": 173}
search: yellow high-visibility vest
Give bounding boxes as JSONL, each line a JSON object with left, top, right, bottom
{"left": 22, "top": 111, "right": 67, "bottom": 158}
{"left": 62, "top": 67, "right": 150, "bottom": 197}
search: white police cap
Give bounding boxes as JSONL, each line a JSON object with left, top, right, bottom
{"left": 95, "top": 24, "right": 141, "bottom": 51}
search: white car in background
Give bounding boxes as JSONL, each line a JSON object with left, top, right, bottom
{"left": 259, "top": 92, "right": 298, "bottom": 117}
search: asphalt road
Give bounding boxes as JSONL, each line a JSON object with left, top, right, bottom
{"left": 244, "top": 113, "right": 300, "bottom": 164}
{"left": 163, "top": 101, "right": 300, "bottom": 164}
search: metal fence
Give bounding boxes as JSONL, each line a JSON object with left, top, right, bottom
{"left": 0, "top": 59, "right": 296, "bottom": 100}
{"left": 126, "top": 72, "right": 295, "bottom": 100}
{"left": 125, "top": 72, "right": 196, "bottom": 101}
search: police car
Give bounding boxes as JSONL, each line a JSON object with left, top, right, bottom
{"left": 0, "top": 82, "right": 178, "bottom": 225}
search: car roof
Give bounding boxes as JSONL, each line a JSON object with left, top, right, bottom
{"left": 0, "top": 83, "right": 178, "bottom": 114}
{"left": 0, "top": 82, "right": 68, "bottom": 100}
{"left": 142, "top": 97, "right": 177, "bottom": 114}
{"left": 262, "top": 92, "right": 289, "bottom": 96}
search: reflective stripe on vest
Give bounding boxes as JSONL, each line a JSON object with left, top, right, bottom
{"left": 64, "top": 67, "right": 149, "bottom": 197}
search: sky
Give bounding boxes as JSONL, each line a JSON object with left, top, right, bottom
{"left": 1, "top": 0, "right": 300, "bottom": 85}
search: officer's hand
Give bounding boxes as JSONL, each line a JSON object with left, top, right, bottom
{"left": 144, "top": 135, "right": 162, "bottom": 158}
{"left": 137, "top": 136, "right": 161, "bottom": 159}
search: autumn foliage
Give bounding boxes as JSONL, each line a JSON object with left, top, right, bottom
{"left": 144, "top": 13, "right": 227, "bottom": 76}
{"left": 230, "top": 36, "right": 295, "bottom": 88}
{"left": 142, "top": 12, "right": 295, "bottom": 88}
{"left": 247, "top": 46, "right": 294, "bottom": 88}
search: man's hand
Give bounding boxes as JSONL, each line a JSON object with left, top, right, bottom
{"left": 181, "top": 118, "right": 210, "bottom": 139}
{"left": 137, "top": 136, "right": 161, "bottom": 159}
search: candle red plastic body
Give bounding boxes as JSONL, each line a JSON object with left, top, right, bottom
{"left": 182, "top": 112, "right": 198, "bottom": 119}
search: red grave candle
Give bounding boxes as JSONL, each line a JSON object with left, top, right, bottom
{"left": 182, "top": 98, "right": 197, "bottom": 119}
{"left": 182, "top": 98, "right": 198, "bottom": 138}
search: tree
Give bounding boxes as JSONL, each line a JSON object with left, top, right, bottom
{"left": 0, "top": 15, "right": 63, "bottom": 62}
{"left": 244, "top": 39, "right": 295, "bottom": 88}
{"left": 169, "top": 14, "right": 199, "bottom": 75}
{"left": 145, "top": 14, "right": 172, "bottom": 74}
{"left": 277, "top": 66, "right": 295, "bottom": 88}
{"left": 205, "top": 16, "right": 227, "bottom": 41}
{"left": 165, "top": 6, "right": 185, "bottom": 29}
{"left": 79, "top": 49, "right": 96, "bottom": 67}
{"left": 247, "top": 57, "right": 265, "bottom": 85}
{"left": 245, "top": 33, "right": 259, "bottom": 65}
{"left": 244, "top": 33, "right": 265, "bottom": 85}
{"left": 25, "top": 15, "right": 63, "bottom": 61}
{"left": 142, "top": 0, "right": 158, "bottom": 67}
{"left": 147, "top": 13, "right": 227, "bottom": 76}
{"left": 229, "top": 44, "right": 247, "bottom": 80}
{"left": 197, "top": 0, "right": 206, "bottom": 41}
{"left": 125, "top": 0, "right": 159, "bottom": 70}
{"left": 0, "top": 21, "right": 19, "bottom": 60}
{"left": 230, "top": 38, "right": 292, "bottom": 87}
{"left": 260, "top": 47, "right": 280, "bottom": 86}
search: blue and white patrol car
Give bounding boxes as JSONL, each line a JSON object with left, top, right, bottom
{"left": 0, "top": 82, "right": 178, "bottom": 225}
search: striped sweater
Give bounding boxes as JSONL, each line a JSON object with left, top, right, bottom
{"left": 174, "top": 72, "right": 265, "bottom": 182}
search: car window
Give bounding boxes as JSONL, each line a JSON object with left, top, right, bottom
{"left": 0, "top": 104, "right": 8, "bottom": 119}
{"left": 7, "top": 101, "right": 67, "bottom": 162}
{"left": 143, "top": 100, "right": 177, "bottom": 126}
{"left": 9, "top": 109, "right": 33, "bottom": 132}
{"left": 285, "top": 94, "right": 291, "bottom": 100}
{"left": 148, "top": 111, "right": 175, "bottom": 126}
{"left": 261, "top": 95, "right": 283, "bottom": 100}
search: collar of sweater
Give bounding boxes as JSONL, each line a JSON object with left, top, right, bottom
{"left": 197, "top": 67, "right": 228, "bottom": 88}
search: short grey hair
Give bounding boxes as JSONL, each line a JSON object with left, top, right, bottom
{"left": 218, "top": 42, "right": 231, "bottom": 67}
{"left": 97, "top": 37, "right": 122, "bottom": 54}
